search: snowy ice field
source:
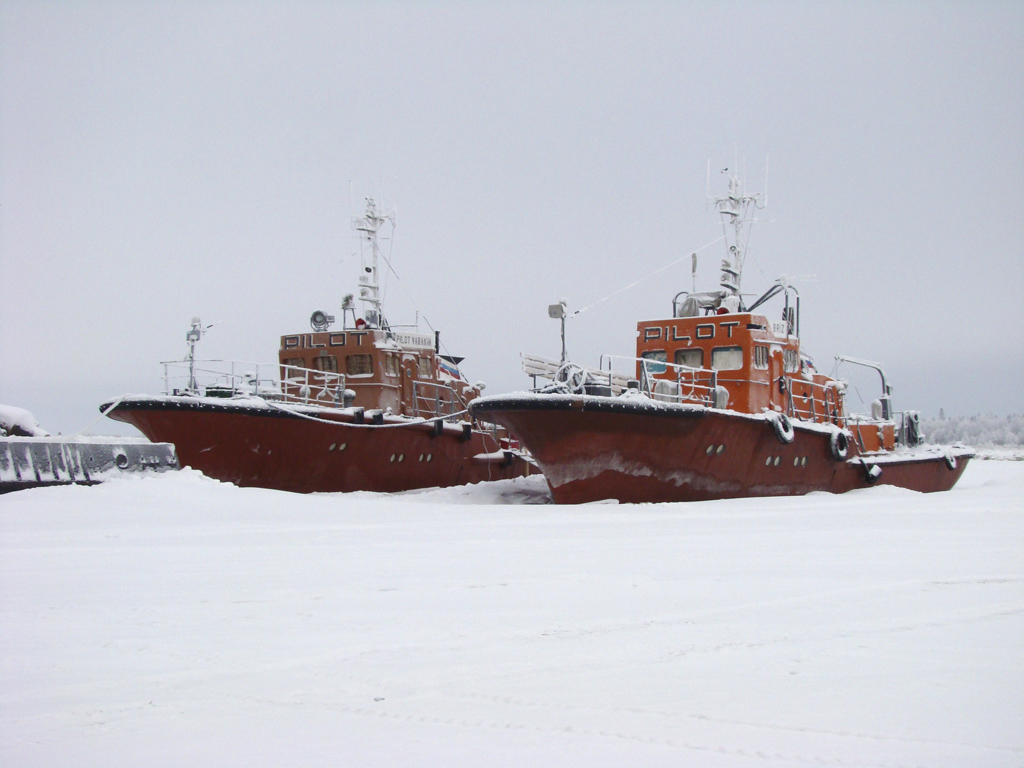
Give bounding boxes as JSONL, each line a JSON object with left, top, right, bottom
{"left": 1, "top": 462, "right": 1022, "bottom": 767}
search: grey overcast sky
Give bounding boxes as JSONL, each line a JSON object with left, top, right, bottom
{"left": 2, "top": 0, "right": 1022, "bottom": 435}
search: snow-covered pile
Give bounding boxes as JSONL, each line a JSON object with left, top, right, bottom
{"left": 0, "top": 405, "right": 49, "bottom": 437}
{"left": 2, "top": 465, "right": 1022, "bottom": 767}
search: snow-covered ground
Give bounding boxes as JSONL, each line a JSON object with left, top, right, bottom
{"left": 2, "top": 463, "right": 1022, "bottom": 767}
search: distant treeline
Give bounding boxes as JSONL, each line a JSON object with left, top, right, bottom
{"left": 920, "top": 413, "right": 1024, "bottom": 447}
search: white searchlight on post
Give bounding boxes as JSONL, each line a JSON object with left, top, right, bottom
{"left": 548, "top": 300, "right": 568, "bottom": 364}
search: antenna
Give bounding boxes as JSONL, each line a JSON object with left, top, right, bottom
{"left": 186, "top": 316, "right": 215, "bottom": 392}
{"left": 352, "top": 197, "right": 395, "bottom": 330}
{"left": 548, "top": 300, "right": 568, "bottom": 364}
{"left": 710, "top": 160, "right": 766, "bottom": 298}
{"left": 763, "top": 154, "right": 770, "bottom": 208}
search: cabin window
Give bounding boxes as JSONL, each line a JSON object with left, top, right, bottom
{"left": 281, "top": 357, "right": 304, "bottom": 372}
{"left": 346, "top": 354, "right": 372, "bottom": 376}
{"left": 783, "top": 348, "right": 800, "bottom": 373}
{"left": 753, "top": 345, "right": 769, "bottom": 370}
{"left": 384, "top": 353, "right": 399, "bottom": 377}
{"left": 711, "top": 346, "right": 743, "bottom": 371}
{"left": 640, "top": 350, "right": 667, "bottom": 374}
{"left": 313, "top": 355, "right": 338, "bottom": 373}
{"left": 674, "top": 348, "right": 704, "bottom": 369}
{"left": 417, "top": 357, "right": 433, "bottom": 378}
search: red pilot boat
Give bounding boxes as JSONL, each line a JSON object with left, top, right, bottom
{"left": 103, "top": 199, "right": 533, "bottom": 493}
{"left": 470, "top": 174, "right": 972, "bottom": 504}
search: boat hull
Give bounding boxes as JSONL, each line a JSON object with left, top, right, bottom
{"left": 105, "top": 396, "right": 533, "bottom": 494}
{"left": 470, "top": 394, "right": 971, "bottom": 504}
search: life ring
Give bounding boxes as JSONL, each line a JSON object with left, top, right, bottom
{"left": 555, "top": 363, "right": 587, "bottom": 394}
{"left": 944, "top": 453, "right": 957, "bottom": 471}
{"left": 771, "top": 413, "right": 795, "bottom": 444}
{"left": 829, "top": 430, "right": 849, "bottom": 461}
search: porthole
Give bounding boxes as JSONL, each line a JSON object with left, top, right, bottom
{"left": 390, "top": 454, "right": 396, "bottom": 462}
{"left": 328, "top": 443, "right": 336, "bottom": 452}
{"left": 716, "top": 445, "right": 725, "bottom": 454}
{"left": 774, "top": 456, "right": 781, "bottom": 467}
{"left": 801, "top": 456, "right": 807, "bottom": 466}
{"left": 339, "top": 443, "right": 347, "bottom": 451}
{"left": 706, "top": 445, "right": 714, "bottom": 455}
{"left": 426, "top": 453, "right": 433, "bottom": 462}
{"left": 794, "top": 456, "right": 800, "bottom": 466}
{"left": 765, "top": 456, "right": 772, "bottom": 466}
{"left": 398, "top": 454, "right": 405, "bottom": 462}
{"left": 418, "top": 454, "right": 424, "bottom": 462}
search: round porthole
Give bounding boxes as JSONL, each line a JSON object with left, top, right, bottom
{"left": 390, "top": 454, "right": 396, "bottom": 462}
{"left": 328, "top": 443, "right": 336, "bottom": 452}
{"left": 774, "top": 456, "right": 781, "bottom": 466}
{"left": 794, "top": 456, "right": 800, "bottom": 466}
{"left": 765, "top": 456, "right": 772, "bottom": 466}
{"left": 801, "top": 457, "right": 807, "bottom": 466}
{"left": 706, "top": 445, "right": 714, "bottom": 455}
{"left": 418, "top": 454, "right": 424, "bottom": 462}
{"left": 339, "top": 443, "right": 347, "bottom": 451}
{"left": 398, "top": 454, "right": 405, "bottom": 462}
{"left": 716, "top": 445, "right": 725, "bottom": 454}
{"left": 426, "top": 454, "right": 433, "bottom": 462}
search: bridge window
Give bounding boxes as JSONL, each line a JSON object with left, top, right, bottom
{"left": 754, "top": 346, "right": 769, "bottom": 370}
{"left": 674, "top": 348, "right": 704, "bottom": 369}
{"left": 640, "top": 350, "right": 667, "bottom": 374}
{"left": 346, "top": 354, "right": 372, "bottom": 376}
{"left": 711, "top": 346, "right": 743, "bottom": 371}
{"left": 384, "top": 353, "right": 399, "bottom": 377}
{"left": 417, "top": 357, "right": 433, "bottom": 378}
{"left": 281, "top": 357, "right": 304, "bottom": 371}
{"left": 313, "top": 355, "right": 338, "bottom": 373}
{"left": 783, "top": 349, "right": 800, "bottom": 373}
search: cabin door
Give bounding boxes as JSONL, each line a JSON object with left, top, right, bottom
{"left": 401, "top": 353, "right": 418, "bottom": 416}
{"left": 770, "top": 348, "right": 785, "bottom": 412}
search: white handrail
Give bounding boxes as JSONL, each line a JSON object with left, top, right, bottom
{"left": 160, "top": 358, "right": 349, "bottom": 408}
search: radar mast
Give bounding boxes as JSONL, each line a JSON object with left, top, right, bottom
{"left": 352, "top": 198, "right": 393, "bottom": 328}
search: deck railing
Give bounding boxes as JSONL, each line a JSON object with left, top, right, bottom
{"left": 161, "top": 359, "right": 350, "bottom": 407}
{"left": 410, "top": 380, "right": 471, "bottom": 420}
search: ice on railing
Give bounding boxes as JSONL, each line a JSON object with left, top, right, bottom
{"left": 161, "top": 359, "right": 349, "bottom": 407}
{"left": 521, "top": 353, "right": 632, "bottom": 394}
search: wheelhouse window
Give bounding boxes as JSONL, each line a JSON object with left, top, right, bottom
{"left": 783, "top": 348, "right": 800, "bottom": 373}
{"left": 384, "top": 353, "right": 399, "bottom": 377}
{"left": 313, "top": 355, "right": 338, "bottom": 373}
{"left": 346, "top": 353, "right": 373, "bottom": 376}
{"left": 753, "top": 345, "right": 769, "bottom": 370}
{"left": 640, "top": 350, "right": 667, "bottom": 374}
{"left": 281, "top": 357, "right": 304, "bottom": 371}
{"left": 674, "top": 348, "right": 704, "bottom": 369}
{"left": 711, "top": 346, "right": 743, "bottom": 371}
{"left": 417, "top": 357, "right": 433, "bottom": 378}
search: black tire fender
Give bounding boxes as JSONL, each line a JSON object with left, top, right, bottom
{"left": 829, "top": 429, "right": 849, "bottom": 461}
{"left": 772, "top": 413, "right": 795, "bottom": 444}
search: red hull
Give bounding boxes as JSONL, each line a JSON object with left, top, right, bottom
{"left": 470, "top": 394, "right": 971, "bottom": 504}
{"left": 106, "top": 396, "right": 533, "bottom": 494}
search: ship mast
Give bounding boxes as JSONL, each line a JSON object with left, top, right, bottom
{"left": 352, "top": 197, "right": 393, "bottom": 329}
{"left": 712, "top": 171, "right": 764, "bottom": 302}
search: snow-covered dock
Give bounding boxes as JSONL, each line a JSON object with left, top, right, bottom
{"left": 2, "top": 462, "right": 1022, "bottom": 766}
